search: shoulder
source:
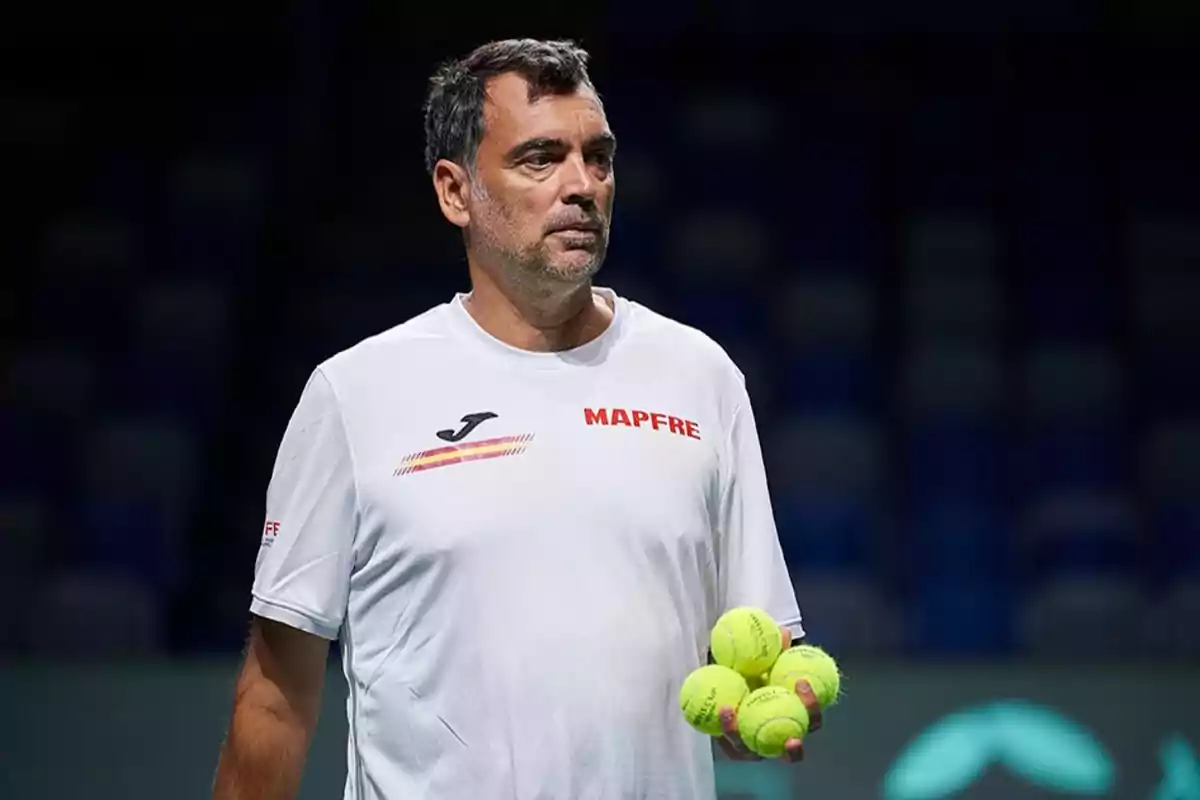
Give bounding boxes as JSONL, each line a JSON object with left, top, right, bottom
{"left": 622, "top": 294, "right": 748, "bottom": 394}
{"left": 308, "top": 301, "right": 456, "bottom": 399}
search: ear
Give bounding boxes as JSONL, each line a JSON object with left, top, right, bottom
{"left": 432, "top": 159, "right": 471, "bottom": 228}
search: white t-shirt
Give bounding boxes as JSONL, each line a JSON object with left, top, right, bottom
{"left": 250, "top": 287, "right": 803, "bottom": 800}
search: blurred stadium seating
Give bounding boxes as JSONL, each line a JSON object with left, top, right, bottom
{"left": 2, "top": 12, "right": 1198, "bottom": 664}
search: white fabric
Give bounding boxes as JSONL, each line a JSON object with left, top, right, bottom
{"left": 250, "top": 287, "right": 802, "bottom": 800}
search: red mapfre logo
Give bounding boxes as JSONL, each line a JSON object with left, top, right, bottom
{"left": 584, "top": 407, "right": 701, "bottom": 440}
{"left": 261, "top": 520, "right": 281, "bottom": 549}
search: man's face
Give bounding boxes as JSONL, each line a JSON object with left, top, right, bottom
{"left": 467, "top": 72, "right": 616, "bottom": 287}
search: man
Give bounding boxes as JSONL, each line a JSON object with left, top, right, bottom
{"left": 212, "top": 38, "right": 819, "bottom": 800}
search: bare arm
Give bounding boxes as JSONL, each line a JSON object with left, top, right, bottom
{"left": 212, "top": 616, "right": 330, "bottom": 800}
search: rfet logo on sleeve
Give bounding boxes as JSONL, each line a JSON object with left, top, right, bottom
{"left": 583, "top": 407, "right": 701, "bottom": 440}
{"left": 262, "top": 520, "right": 280, "bottom": 547}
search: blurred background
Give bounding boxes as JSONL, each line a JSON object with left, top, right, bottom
{"left": 3, "top": 2, "right": 1199, "bottom": 798}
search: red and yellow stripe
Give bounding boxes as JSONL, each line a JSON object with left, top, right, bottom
{"left": 394, "top": 434, "right": 534, "bottom": 476}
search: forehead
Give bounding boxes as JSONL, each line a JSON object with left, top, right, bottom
{"left": 480, "top": 72, "right": 609, "bottom": 148}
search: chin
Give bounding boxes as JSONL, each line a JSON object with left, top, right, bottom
{"left": 550, "top": 260, "right": 602, "bottom": 284}
{"left": 541, "top": 251, "right": 604, "bottom": 284}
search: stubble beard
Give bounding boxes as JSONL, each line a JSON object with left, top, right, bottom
{"left": 469, "top": 186, "right": 606, "bottom": 297}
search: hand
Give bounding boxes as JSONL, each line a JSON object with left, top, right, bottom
{"left": 715, "top": 625, "right": 823, "bottom": 764}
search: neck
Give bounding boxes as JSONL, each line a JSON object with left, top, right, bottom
{"left": 463, "top": 261, "right": 613, "bottom": 352}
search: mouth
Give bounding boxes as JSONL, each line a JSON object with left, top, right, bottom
{"left": 549, "top": 222, "right": 602, "bottom": 234}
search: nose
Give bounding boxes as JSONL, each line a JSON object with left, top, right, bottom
{"left": 560, "top": 153, "right": 599, "bottom": 206}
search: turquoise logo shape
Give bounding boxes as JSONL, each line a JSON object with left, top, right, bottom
{"left": 1154, "top": 735, "right": 1200, "bottom": 800}
{"left": 883, "top": 700, "right": 1115, "bottom": 798}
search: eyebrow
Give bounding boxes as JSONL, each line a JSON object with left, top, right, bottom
{"left": 504, "top": 132, "right": 618, "bottom": 162}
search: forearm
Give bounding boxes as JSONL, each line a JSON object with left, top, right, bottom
{"left": 212, "top": 690, "right": 314, "bottom": 799}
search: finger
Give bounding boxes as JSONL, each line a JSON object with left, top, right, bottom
{"left": 716, "top": 734, "right": 761, "bottom": 762}
{"left": 779, "top": 625, "right": 793, "bottom": 650}
{"left": 793, "top": 679, "right": 823, "bottom": 732}
{"left": 718, "top": 706, "right": 738, "bottom": 737}
{"left": 715, "top": 736, "right": 739, "bottom": 759}
{"left": 783, "top": 738, "right": 805, "bottom": 763}
{"left": 718, "top": 707, "right": 761, "bottom": 761}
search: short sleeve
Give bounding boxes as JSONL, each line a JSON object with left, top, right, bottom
{"left": 250, "top": 367, "right": 358, "bottom": 640}
{"left": 716, "top": 373, "right": 804, "bottom": 639}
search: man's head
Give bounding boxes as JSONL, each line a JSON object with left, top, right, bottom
{"left": 424, "top": 39, "right": 616, "bottom": 291}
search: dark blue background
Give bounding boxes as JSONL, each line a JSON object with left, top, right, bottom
{"left": 3, "top": 1, "right": 1198, "bottom": 661}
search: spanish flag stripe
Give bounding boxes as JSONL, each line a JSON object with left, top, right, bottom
{"left": 407, "top": 441, "right": 518, "bottom": 468}
{"left": 402, "top": 434, "right": 527, "bottom": 463}
{"left": 395, "top": 433, "right": 534, "bottom": 476}
{"left": 405, "top": 447, "right": 517, "bottom": 474}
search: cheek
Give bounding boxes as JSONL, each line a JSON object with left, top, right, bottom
{"left": 472, "top": 190, "right": 515, "bottom": 226}
{"left": 512, "top": 192, "right": 555, "bottom": 238}
{"left": 474, "top": 198, "right": 539, "bottom": 246}
{"left": 594, "top": 174, "right": 615, "bottom": 206}
{"left": 518, "top": 191, "right": 545, "bottom": 220}
{"left": 472, "top": 181, "right": 554, "bottom": 241}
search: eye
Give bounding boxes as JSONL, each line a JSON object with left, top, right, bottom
{"left": 525, "top": 152, "right": 555, "bottom": 168}
{"left": 586, "top": 149, "right": 614, "bottom": 171}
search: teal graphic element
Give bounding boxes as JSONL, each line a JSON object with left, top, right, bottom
{"left": 883, "top": 700, "right": 1115, "bottom": 799}
{"left": 882, "top": 708, "right": 997, "bottom": 798}
{"left": 989, "top": 702, "right": 1115, "bottom": 792}
{"left": 1153, "top": 735, "right": 1200, "bottom": 800}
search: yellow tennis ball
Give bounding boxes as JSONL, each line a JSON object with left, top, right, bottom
{"left": 768, "top": 644, "right": 842, "bottom": 708}
{"left": 710, "top": 607, "right": 782, "bottom": 679}
{"left": 679, "top": 664, "right": 750, "bottom": 737}
{"left": 736, "top": 685, "right": 810, "bottom": 758}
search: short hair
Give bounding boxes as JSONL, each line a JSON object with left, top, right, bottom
{"left": 422, "top": 38, "right": 595, "bottom": 175}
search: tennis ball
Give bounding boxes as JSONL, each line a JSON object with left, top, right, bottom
{"left": 679, "top": 664, "right": 750, "bottom": 737}
{"left": 768, "top": 644, "right": 842, "bottom": 708}
{"left": 746, "top": 672, "right": 768, "bottom": 691}
{"left": 736, "top": 685, "right": 810, "bottom": 758}
{"left": 710, "top": 607, "right": 783, "bottom": 679}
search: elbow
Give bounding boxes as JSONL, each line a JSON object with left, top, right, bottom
{"left": 233, "top": 673, "right": 321, "bottom": 740}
